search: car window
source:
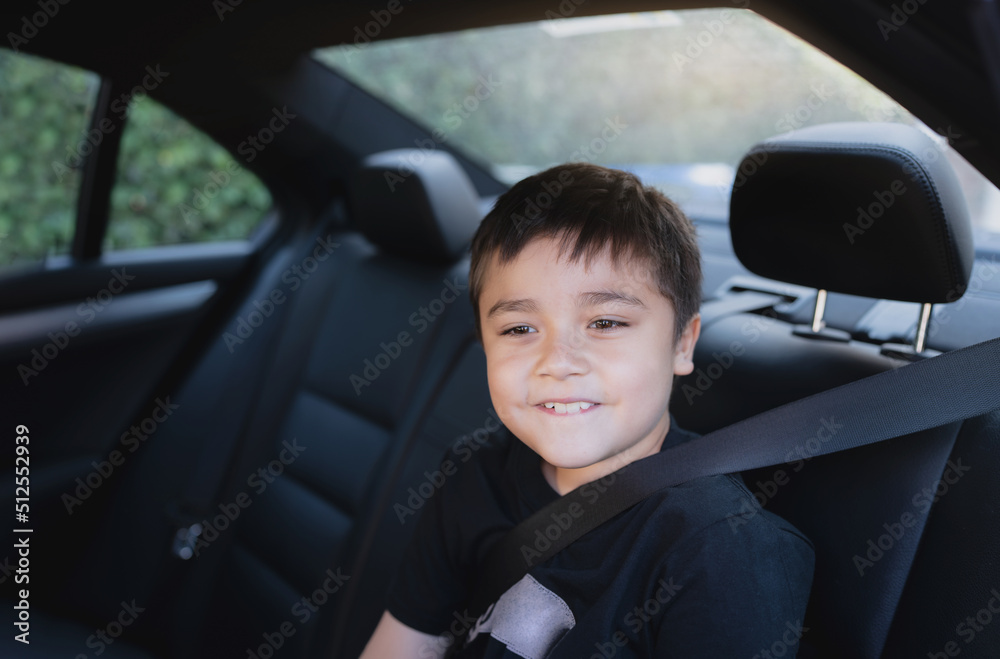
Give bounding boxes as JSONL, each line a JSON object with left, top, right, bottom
{"left": 314, "top": 8, "right": 1000, "bottom": 238}
{"left": 107, "top": 99, "right": 272, "bottom": 251}
{"left": 0, "top": 49, "right": 100, "bottom": 267}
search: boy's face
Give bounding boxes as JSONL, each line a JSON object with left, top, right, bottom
{"left": 478, "top": 236, "right": 700, "bottom": 494}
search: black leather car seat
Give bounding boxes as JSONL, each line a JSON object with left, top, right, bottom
{"left": 674, "top": 122, "right": 998, "bottom": 658}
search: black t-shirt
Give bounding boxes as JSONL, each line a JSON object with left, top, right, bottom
{"left": 387, "top": 422, "right": 815, "bottom": 658}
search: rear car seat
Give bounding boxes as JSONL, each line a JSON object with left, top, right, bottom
{"left": 9, "top": 148, "right": 498, "bottom": 659}
{"left": 674, "top": 122, "right": 999, "bottom": 658}
{"left": 174, "top": 149, "right": 499, "bottom": 659}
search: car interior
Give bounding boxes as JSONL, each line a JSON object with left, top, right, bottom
{"left": 2, "top": 1, "right": 999, "bottom": 658}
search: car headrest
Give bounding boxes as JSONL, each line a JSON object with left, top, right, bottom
{"left": 729, "top": 122, "right": 974, "bottom": 303}
{"left": 350, "top": 149, "right": 482, "bottom": 264}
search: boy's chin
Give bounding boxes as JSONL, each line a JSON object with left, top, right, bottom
{"left": 538, "top": 451, "right": 616, "bottom": 474}
{"left": 538, "top": 452, "right": 625, "bottom": 494}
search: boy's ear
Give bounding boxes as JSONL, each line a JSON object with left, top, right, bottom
{"left": 672, "top": 313, "right": 701, "bottom": 377}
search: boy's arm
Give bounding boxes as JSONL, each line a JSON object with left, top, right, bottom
{"left": 359, "top": 611, "right": 450, "bottom": 659}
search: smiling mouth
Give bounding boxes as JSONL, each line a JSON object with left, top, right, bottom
{"left": 540, "top": 401, "right": 598, "bottom": 415}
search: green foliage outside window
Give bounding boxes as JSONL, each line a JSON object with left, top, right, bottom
{"left": 108, "top": 99, "right": 272, "bottom": 251}
{"left": 0, "top": 50, "right": 97, "bottom": 266}
{"left": 0, "top": 49, "right": 272, "bottom": 269}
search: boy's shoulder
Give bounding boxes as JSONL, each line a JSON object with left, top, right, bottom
{"left": 438, "top": 423, "right": 517, "bottom": 491}
{"left": 395, "top": 423, "right": 814, "bottom": 653}
{"left": 430, "top": 424, "right": 528, "bottom": 521}
{"left": 435, "top": 421, "right": 813, "bottom": 556}
{"left": 629, "top": 425, "right": 811, "bottom": 553}
{"left": 632, "top": 471, "right": 813, "bottom": 563}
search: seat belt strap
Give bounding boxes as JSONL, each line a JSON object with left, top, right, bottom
{"left": 467, "top": 335, "right": 1000, "bottom": 618}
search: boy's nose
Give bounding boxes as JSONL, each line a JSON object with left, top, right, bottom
{"left": 537, "top": 330, "right": 588, "bottom": 378}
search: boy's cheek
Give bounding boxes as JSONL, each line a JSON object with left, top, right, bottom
{"left": 487, "top": 392, "right": 513, "bottom": 426}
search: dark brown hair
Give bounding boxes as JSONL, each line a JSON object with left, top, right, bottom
{"left": 469, "top": 162, "right": 702, "bottom": 340}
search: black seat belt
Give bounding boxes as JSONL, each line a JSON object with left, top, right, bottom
{"left": 466, "top": 335, "right": 1000, "bottom": 620}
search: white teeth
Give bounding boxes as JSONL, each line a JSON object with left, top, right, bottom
{"left": 541, "top": 401, "right": 594, "bottom": 414}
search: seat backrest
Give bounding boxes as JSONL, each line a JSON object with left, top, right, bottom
{"left": 183, "top": 149, "right": 494, "bottom": 659}
{"left": 674, "top": 122, "right": 997, "bottom": 658}
{"left": 675, "top": 312, "right": 964, "bottom": 657}
{"left": 65, "top": 148, "right": 495, "bottom": 659}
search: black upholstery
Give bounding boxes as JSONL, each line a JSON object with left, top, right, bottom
{"left": 185, "top": 251, "right": 487, "bottom": 658}
{"left": 730, "top": 122, "right": 975, "bottom": 303}
{"left": 173, "top": 149, "right": 491, "bottom": 658}
{"left": 881, "top": 411, "right": 1000, "bottom": 656}
{"left": 675, "top": 312, "right": 965, "bottom": 657}
{"left": 350, "top": 149, "right": 483, "bottom": 264}
{"left": 673, "top": 312, "right": 901, "bottom": 435}
{"left": 19, "top": 148, "right": 494, "bottom": 659}
{"left": 677, "top": 122, "right": 997, "bottom": 658}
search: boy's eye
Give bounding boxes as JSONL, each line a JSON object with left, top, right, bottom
{"left": 501, "top": 325, "right": 535, "bottom": 336}
{"left": 591, "top": 319, "right": 627, "bottom": 331}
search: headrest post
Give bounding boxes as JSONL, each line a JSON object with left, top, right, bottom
{"left": 811, "top": 289, "right": 828, "bottom": 333}
{"left": 914, "top": 302, "right": 933, "bottom": 354}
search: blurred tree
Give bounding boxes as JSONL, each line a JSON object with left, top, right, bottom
{"left": 318, "top": 9, "right": 914, "bottom": 180}
{"left": 0, "top": 49, "right": 272, "bottom": 269}
{"left": 108, "top": 98, "right": 271, "bottom": 251}
{"left": 0, "top": 50, "right": 95, "bottom": 266}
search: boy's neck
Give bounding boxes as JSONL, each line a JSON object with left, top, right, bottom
{"left": 539, "top": 420, "right": 671, "bottom": 495}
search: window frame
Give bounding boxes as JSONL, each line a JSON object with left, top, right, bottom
{"left": 71, "top": 76, "right": 127, "bottom": 262}
{"left": 0, "top": 51, "right": 277, "bottom": 271}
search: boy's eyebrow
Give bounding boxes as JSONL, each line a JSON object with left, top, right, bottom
{"left": 486, "top": 290, "right": 646, "bottom": 318}
{"left": 487, "top": 298, "right": 539, "bottom": 319}
{"left": 580, "top": 289, "right": 647, "bottom": 309}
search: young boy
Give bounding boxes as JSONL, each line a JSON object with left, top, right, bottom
{"left": 361, "top": 163, "right": 814, "bottom": 658}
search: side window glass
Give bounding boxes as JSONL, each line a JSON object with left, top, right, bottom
{"left": 107, "top": 99, "right": 272, "bottom": 251}
{"left": 0, "top": 50, "right": 100, "bottom": 267}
